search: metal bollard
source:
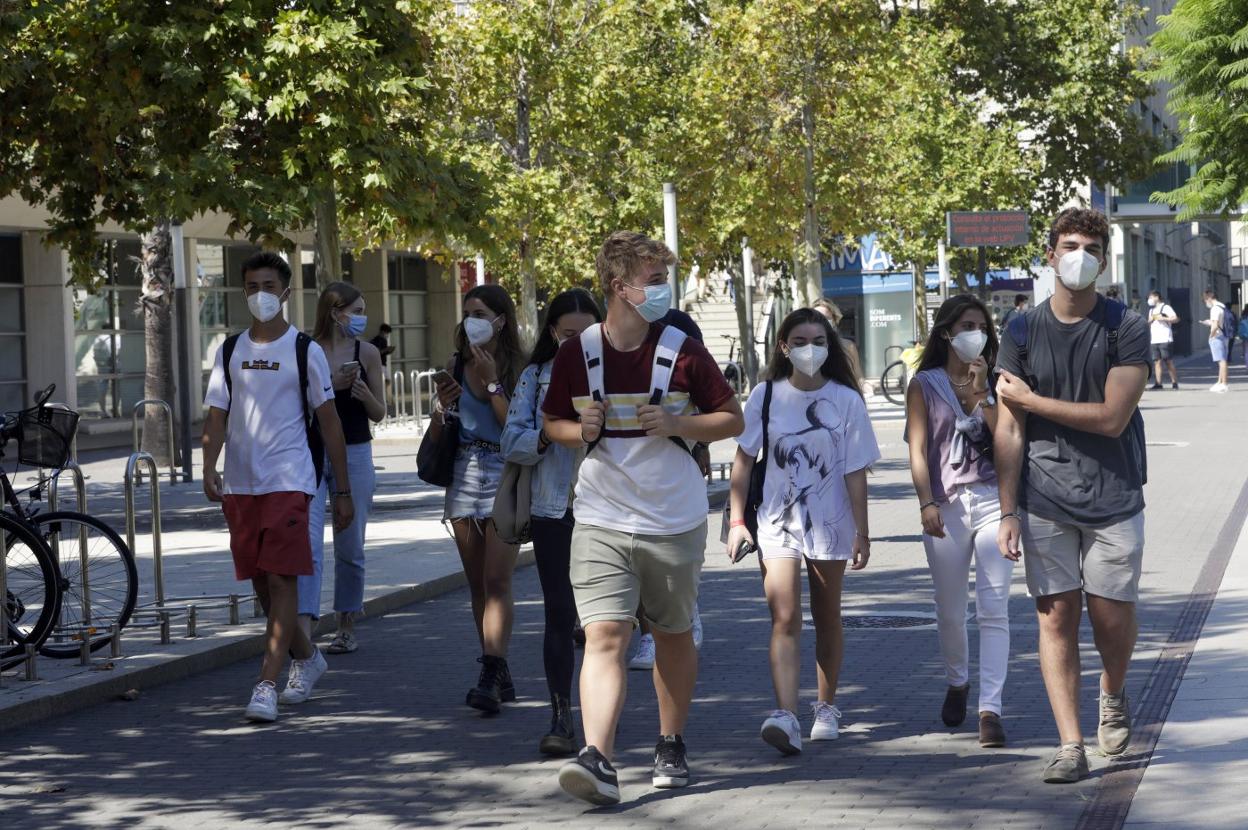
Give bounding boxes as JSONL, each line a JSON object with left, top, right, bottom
{"left": 131, "top": 399, "right": 179, "bottom": 486}
{"left": 125, "top": 452, "right": 164, "bottom": 607}
{"left": 392, "top": 371, "right": 407, "bottom": 427}
{"left": 159, "top": 612, "right": 171, "bottom": 645}
{"left": 23, "top": 644, "right": 37, "bottom": 681}
{"left": 79, "top": 639, "right": 91, "bottom": 666}
{"left": 110, "top": 623, "right": 122, "bottom": 658}
{"left": 228, "top": 594, "right": 240, "bottom": 626}
{"left": 186, "top": 605, "right": 197, "bottom": 638}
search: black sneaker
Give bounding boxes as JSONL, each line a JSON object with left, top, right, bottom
{"left": 941, "top": 684, "right": 969, "bottom": 727}
{"left": 1148, "top": 382, "right": 1163, "bottom": 390}
{"left": 1172, "top": 382, "right": 1179, "bottom": 390}
{"left": 559, "top": 746, "right": 620, "bottom": 805}
{"left": 652, "top": 735, "right": 690, "bottom": 789}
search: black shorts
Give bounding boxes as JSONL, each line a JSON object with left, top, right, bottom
{"left": 1150, "top": 343, "right": 1173, "bottom": 361}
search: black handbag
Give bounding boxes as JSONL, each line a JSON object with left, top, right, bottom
{"left": 416, "top": 354, "right": 464, "bottom": 487}
{"left": 720, "top": 380, "right": 772, "bottom": 543}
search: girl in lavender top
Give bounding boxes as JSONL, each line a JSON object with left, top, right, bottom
{"left": 905, "top": 294, "right": 1014, "bottom": 749}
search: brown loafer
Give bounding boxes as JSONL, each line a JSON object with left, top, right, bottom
{"left": 979, "top": 712, "right": 1006, "bottom": 748}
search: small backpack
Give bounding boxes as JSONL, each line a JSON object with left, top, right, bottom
{"left": 222, "top": 331, "right": 325, "bottom": 487}
{"left": 1006, "top": 297, "right": 1147, "bottom": 485}
{"left": 1220, "top": 304, "right": 1237, "bottom": 340}
{"left": 579, "top": 323, "right": 693, "bottom": 457}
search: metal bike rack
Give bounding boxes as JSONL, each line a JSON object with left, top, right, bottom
{"left": 45, "top": 461, "right": 94, "bottom": 631}
{"left": 391, "top": 371, "right": 407, "bottom": 427}
{"left": 125, "top": 452, "right": 165, "bottom": 607}
{"left": 47, "top": 461, "right": 87, "bottom": 513}
{"left": 131, "top": 399, "right": 179, "bottom": 487}
{"left": 416, "top": 370, "right": 438, "bottom": 435}
{"left": 708, "top": 461, "right": 733, "bottom": 481}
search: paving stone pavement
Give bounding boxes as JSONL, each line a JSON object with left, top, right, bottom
{"left": 1, "top": 360, "right": 1245, "bottom": 829}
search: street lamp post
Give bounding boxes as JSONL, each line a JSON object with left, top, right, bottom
{"left": 663, "top": 183, "right": 679, "bottom": 308}
{"left": 170, "top": 222, "right": 194, "bottom": 483}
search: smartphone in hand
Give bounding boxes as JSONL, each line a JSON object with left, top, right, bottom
{"left": 732, "top": 539, "right": 756, "bottom": 564}
{"left": 339, "top": 360, "right": 361, "bottom": 376}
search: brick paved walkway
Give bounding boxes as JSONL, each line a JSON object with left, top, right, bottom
{"left": 1, "top": 361, "right": 1244, "bottom": 829}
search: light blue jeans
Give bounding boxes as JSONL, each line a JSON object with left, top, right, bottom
{"left": 298, "top": 442, "right": 376, "bottom": 619}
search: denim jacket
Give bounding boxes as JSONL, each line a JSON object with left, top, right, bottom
{"left": 500, "top": 361, "right": 578, "bottom": 519}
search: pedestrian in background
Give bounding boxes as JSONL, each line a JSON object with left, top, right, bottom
{"left": 1146, "top": 290, "right": 1180, "bottom": 390}
{"left": 431, "top": 284, "right": 526, "bottom": 714}
{"left": 998, "top": 294, "right": 1028, "bottom": 334}
{"left": 906, "top": 295, "right": 1013, "bottom": 749}
{"left": 202, "top": 252, "right": 354, "bottom": 723}
{"left": 1201, "top": 289, "right": 1231, "bottom": 393}
{"left": 995, "top": 208, "right": 1149, "bottom": 784}
{"left": 728, "top": 307, "right": 877, "bottom": 757}
{"left": 812, "top": 298, "right": 869, "bottom": 397}
{"left": 500, "top": 288, "right": 602, "bottom": 756}
{"left": 297, "top": 282, "right": 385, "bottom": 654}
{"left": 544, "top": 231, "right": 742, "bottom": 805}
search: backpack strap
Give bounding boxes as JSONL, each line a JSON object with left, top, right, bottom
{"left": 580, "top": 324, "right": 606, "bottom": 405}
{"left": 649, "top": 325, "right": 696, "bottom": 456}
{"left": 295, "top": 331, "right": 325, "bottom": 488}
{"left": 221, "top": 332, "right": 242, "bottom": 405}
{"left": 648, "top": 324, "right": 687, "bottom": 406}
{"left": 1099, "top": 296, "right": 1126, "bottom": 365}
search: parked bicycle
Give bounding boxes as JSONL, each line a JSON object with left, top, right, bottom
{"left": 721, "top": 334, "right": 743, "bottom": 393}
{"left": 2, "top": 385, "right": 137, "bottom": 667}
{"left": 879, "top": 342, "right": 926, "bottom": 406}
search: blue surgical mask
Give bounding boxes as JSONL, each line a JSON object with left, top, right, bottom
{"left": 340, "top": 313, "right": 367, "bottom": 339}
{"left": 624, "top": 281, "right": 671, "bottom": 323}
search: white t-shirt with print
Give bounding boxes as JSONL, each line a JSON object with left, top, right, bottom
{"left": 1148, "top": 303, "right": 1176, "bottom": 345}
{"left": 737, "top": 378, "right": 880, "bottom": 560}
{"left": 203, "top": 326, "right": 334, "bottom": 496}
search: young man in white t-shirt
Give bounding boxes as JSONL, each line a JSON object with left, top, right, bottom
{"left": 203, "top": 252, "right": 354, "bottom": 723}
{"left": 1146, "top": 290, "right": 1179, "bottom": 390}
{"left": 542, "top": 231, "right": 743, "bottom": 805}
{"left": 1200, "top": 289, "right": 1230, "bottom": 393}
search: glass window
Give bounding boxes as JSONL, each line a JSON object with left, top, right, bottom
{"left": 0, "top": 235, "right": 21, "bottom": 284}
{"left": 0, "top": 383, "right": 24, "bottom": 413}
{"left": 0, "top": 286, "right": 22, "bottom": 332}
{"left": 303, "top": 290, "right": 320, "bottom": 332}
{"left": 0, "top": 333, "right": 24, "bottom": 381}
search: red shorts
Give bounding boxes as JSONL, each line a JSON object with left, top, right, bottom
{"left": 221, "top": 492, "right": 313, "bottom": 580}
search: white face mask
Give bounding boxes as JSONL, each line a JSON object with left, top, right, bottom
{"left": 950, "top": 330, "right": 987, "bottom": 363}
{"left": 1057, "top": 249, "right": 1101, "bottom": 291}
{"left": 787, "top": 343, "right": 828, "bottom": 377}
{"left": 464, "top": 315, "right": 498, "bottom": 346}
{"left": 247, "top": 290, "right": 285, "bottom": 323}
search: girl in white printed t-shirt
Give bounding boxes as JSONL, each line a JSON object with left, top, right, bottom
{"left": 727, "top": 307, "right": 879, "bottom": 756}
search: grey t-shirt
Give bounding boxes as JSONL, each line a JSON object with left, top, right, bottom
{"left": 996, "top": 297, "right": 1148, "bottom": 526}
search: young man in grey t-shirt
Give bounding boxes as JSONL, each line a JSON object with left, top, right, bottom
{"left": 994, "top": 208, "right": 1149, "bottom": 784}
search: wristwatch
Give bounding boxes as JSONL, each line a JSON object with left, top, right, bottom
{"left": 487, "top": 381, "right": 505, "bottom": 397}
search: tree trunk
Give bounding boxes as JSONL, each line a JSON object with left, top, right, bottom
{"left": 515, "top": 59, "right": 537, "bottom": 344}
{"left": 800, "top": 97, "right": 822, "bottom": 306}
{"left": 313, "top": 184, "right": 342, "bottom": 290}
{"left": 139, "top": 221, "right": 177, "bottom": 467}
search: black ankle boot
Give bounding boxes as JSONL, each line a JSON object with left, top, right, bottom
{"left": 467, "top": 655, "right": 504, "bottom": 714}
{"left": 539, "top": 694, "right": 577, "bottom": 756}
{"left": 498, "top": 657, "right": 516, "bottom": 703}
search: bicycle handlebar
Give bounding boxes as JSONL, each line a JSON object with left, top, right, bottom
{"left": 34, "top": 383, "right": 55, "bottom": 408}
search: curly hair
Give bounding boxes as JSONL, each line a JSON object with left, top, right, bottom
{"left": 1047, "top": 207, "right": 1110, "bottom": 252}
{"left": 595, "top": 231, "right": 675, "bottom": 294}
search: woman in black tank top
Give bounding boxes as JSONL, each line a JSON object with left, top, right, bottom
{"left": 297, "top": 282, "right": 386, "bottom": 654}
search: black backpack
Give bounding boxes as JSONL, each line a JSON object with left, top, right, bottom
{"left": 1006, "top": 297, "right": 1147, "bottom": 485}
{"left": 222, "top": 331, "right": 325, "bottom": 487}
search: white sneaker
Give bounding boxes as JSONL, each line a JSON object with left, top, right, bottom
{"left": 1214, "top": 383, "right": 1230, "bottom": 394}
{"left": 691, "top": 604, "right": 704, "bottom": 650}
{"left": 244, "top": 681, "right": 278, "bottom": 722}
{"left": 760, "top": 709, "right": 802, "bottom": 755}
{"left": 279, "top": 649, "right": 328, "bottom": 704}
{"left": 628, "top": 634, "right": 655, "bottom": 670}
{"left": 810, "top": 701, "right": 842, "bottom": 741}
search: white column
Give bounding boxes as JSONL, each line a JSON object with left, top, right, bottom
{"left": 21, "top": 232, "right": 77, "bottom": 409}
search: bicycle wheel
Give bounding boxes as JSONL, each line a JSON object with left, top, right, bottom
{"left": 2, "top": 512, "right": 61, "bottom": 665}
{"left": 880, "top": 360, "right": 909, "bottom": 406}
{"left": 32, "top": 511, "right": 138, "bottom": 658}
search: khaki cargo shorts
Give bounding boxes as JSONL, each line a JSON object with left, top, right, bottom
{"left": 1022, "top": 511, "right": 1145, "bottom": 602}
{"left": 570, "top": 523, "right": 706, "bottom": 633}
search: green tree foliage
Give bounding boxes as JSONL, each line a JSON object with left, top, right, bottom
{"left": 0, "top": 0, "right": 480, "bottom": 284}
{"left": 1148, "top": 0, "right": 1248, "bottom": 219}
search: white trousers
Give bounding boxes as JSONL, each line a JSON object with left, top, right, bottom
{"left": 922, "top": 482, "right": 1014, "bottom": 715}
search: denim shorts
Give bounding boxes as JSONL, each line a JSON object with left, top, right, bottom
{"left": 444, "top": 442, "right": 504, "bottom": 522}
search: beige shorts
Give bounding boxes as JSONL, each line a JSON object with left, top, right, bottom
{"left": 1022, "top": 511, "right": 1145, "bottom": 602}
{"left": 570, "top": 523, "right": 706, "bottom": 633}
